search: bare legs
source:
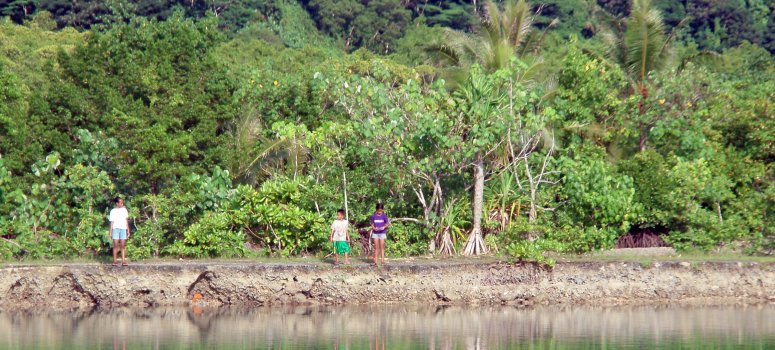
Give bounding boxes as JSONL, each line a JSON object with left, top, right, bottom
{"left": 120, "top": 239, "right": 126, "bottom": 265}
{"left": 372, "top": 238, "right": 377, "bottom": 264}
{"left": 372, "top": 238, "right": 385, "bottom": 265}
{"left": 378, "top": 239, "right": 385, "bottom": 265}
{"left": 373, "top": 329, "right": 385, "bottom": 350}
{"left": 335, "top": 253, "right": 351, "bottom": 265}
{"left": 112, "top": 239, "right": 119, "bottom": 265}
{"left": 333, "top": 244, "right": 351, "bottom": 265}
{"left": 112, "top": 239, "right": 127, "bottom": 265}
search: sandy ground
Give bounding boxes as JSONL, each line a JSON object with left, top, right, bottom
{"left": 596, "top": 247, "right": 677, "bottom": 256}
{"left": 0, "top": 258, "right": 772, "bottom": 312}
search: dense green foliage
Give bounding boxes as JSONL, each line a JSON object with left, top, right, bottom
{"left": 2, "top": 0, "right": 774, "bottom": 54}
{"left": 0, "top": 0, "right": 772, "bottom": 261}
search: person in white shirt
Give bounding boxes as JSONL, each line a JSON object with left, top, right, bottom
{"left": 108, "top": 198, "right": 130, "bottom": 266}
{"left": 329, "top": 209, "right": 350, "bottom": 265}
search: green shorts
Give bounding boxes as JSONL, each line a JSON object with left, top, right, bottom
{"left": 333, "top": 241, "right": 350, "bottom": 254}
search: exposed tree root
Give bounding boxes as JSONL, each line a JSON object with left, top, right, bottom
{"left": 616, "top": 229, "right": 669, "bottom": 248}
{"left": 462, "top": 228, "right": 487, "bottom": 256}
{"left": 436, "top": 228, "right": 456, "bottom": 256}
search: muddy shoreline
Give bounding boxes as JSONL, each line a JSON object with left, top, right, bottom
{"left": 1, "top": 261, "right": 773, "bottom": 311}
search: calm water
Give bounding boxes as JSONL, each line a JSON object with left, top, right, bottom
{"left": 0, "top": 304, "right": 773, "bottom": 349}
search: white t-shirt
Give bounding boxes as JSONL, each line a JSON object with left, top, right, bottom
{"left": 109, "top": 207, "right": 129, "bottom": 230}
{"left": 331, "top": 219, "right": 348, "bottom": 241}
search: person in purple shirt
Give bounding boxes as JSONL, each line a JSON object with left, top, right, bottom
{"left": 369, "top": 203, "right": 389, "bottom": 266}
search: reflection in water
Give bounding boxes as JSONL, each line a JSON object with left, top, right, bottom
{"left": 112, "top": 334, "right": 126, "bottom": 350}
{"left": 0, "top": 304, "right": 773, "bottom": 349}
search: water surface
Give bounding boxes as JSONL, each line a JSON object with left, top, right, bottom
{"left": 1, "top": 304, "right": 773, "bottom": 349}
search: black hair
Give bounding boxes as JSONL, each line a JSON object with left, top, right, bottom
{"left": 337, "top": 208, "right": 345, "bottom": 215}
{"left": 375, "top": 203, "right": 383, "bottom": 210}
{"left": 115, "top": 197, "right": 123, "bottom": 203}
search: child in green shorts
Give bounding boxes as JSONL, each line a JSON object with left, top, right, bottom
{"left": 329, "top": 209, "right": 350, "bottom": 264}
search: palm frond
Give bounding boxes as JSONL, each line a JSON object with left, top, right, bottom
{"left": 677, "top": 50, "right": 721, "bottom": 74}
{"left": 245, "top": 137, "right": 291, "bottom": 174}
{"left": 659, "top": 17, "right": 689, "bottom": 59}
{"left": 526, "top": 17, "right": 558, "bottom": 56}
{"left": 428, "top": 0, "right": 548, "bottom": 85}
{"left": 598, "top": 28, "right": 625, "bottom": 67}
{"left": 430, "top": 28, "right": 482, "bottom": 68}
{"left": 540, "top": 76, "right": 559, "bottom": 101}
{"left": 427, "top": 43, "right": 463, "bottom": 67}
{"left": 487, "top": 41, "right": 513, "bottom": 71}
{"left": 624, "top": 0, "right": 669, "bottom": 83}
{"left": 239, "top": 132, "right": 311, "bottom": 184}
{"left": 594, "top": 4, "right": 623, "bottom": 30}
{"left": 504, "top": 0, "right": 532, "bottom": 48}
{"left": 514, "top": 57, "right": 545, "bottom": 86}
{"left": 482, "top": 0, "right": 503, "bottom": 49}
{"left": 594, "top": 4, "right": 628, "bottom": 70}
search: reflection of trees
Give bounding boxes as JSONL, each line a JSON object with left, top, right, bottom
{"left": 1, "top": 309, "right": 95, "bottom": 346}
{"left": 66, "top": 308, "right": 97, "bottom": 337}
{"left": 0, "top": 305, "right": 773, "bottom": 348}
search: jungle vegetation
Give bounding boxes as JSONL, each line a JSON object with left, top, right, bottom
{"left": 0, "top": 0, "right": 772, "bottom": 262}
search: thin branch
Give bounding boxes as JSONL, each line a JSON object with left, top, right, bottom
{"left": 659, "top": 17, "right": 689, "bottom": 59}
{"left": 391, "top": 217, "right": 425, "bottom": 225}
{"left": 535, "top": 130, "right": 556, "bottom": 185}
{"left": 1, "top": 237, "right": 21, "bottom": 248}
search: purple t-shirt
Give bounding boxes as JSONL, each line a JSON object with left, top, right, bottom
{"left": 370, "top": 213, "right": 389, "bottom": 234}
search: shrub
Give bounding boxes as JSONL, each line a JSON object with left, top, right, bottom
{"left": 166, "top": 211, "right": 246, "bottom": 258}
{"left": 385, "top": 221, "right": 431, "bottom": 257}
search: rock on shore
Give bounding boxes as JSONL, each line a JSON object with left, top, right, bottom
{"left": 0, "top": 261, "right": 772, "bottom": 311}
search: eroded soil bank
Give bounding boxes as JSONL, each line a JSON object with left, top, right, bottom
{"left": 1, "top": 260, "right": 773, "bottom": 311}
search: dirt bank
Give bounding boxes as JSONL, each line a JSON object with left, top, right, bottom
{"left": 0, "top": 260, "right": 772, "bottom": 311}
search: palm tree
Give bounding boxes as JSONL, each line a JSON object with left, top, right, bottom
{"left": 229, "top": 115, "right": 310, "bottom": 185}
{"left": 428, "top": 0, "right": 554, "bottom": 255}
{"left": 432, "top": 0, "right": 551, "bottom": 79}
{"left": 598, "top": 0, "right": 683, "bottom": 151}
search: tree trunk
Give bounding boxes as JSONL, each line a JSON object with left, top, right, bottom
{"left": 528, "top": 187, "right": 537, "bottom": 223}
{"left": 343, "top": 171, "right": 349, "bottom": 221}
{"left": 637, "top": 84, "right": 650, "bottom": 152}
{"left": 472, "top": 153, "right": 484, "bottom": 238}
{"left": 421, "top": 176, "right": 443, "bottom": 223}
{"left": 638, "top": 125, "right": 649, "bottom": 152}
{"left": 463, "top": 152, "right": 487, "bottom": 255}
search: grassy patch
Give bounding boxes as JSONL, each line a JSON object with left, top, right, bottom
{"left": 2, "top": 250, "right": 773, "bottom": 268}
{"left": 553, "top": 249, "right": 775, "bottom": 263}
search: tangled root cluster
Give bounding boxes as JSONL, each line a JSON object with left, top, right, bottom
{"left": 616, "top": 228, "right": 669, "bottom": 248}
